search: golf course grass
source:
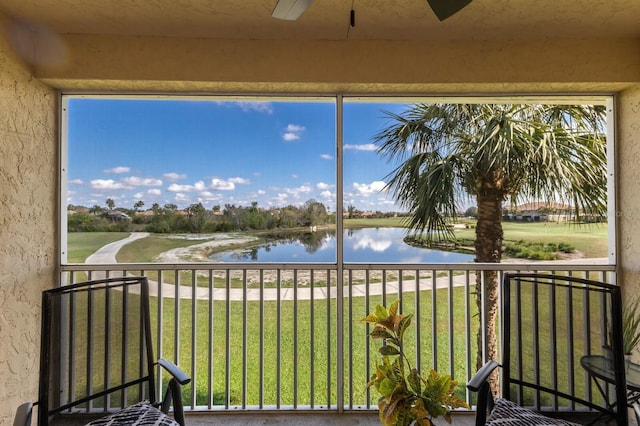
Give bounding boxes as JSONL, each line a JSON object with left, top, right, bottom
{"left": 64, "top": 219, "right": 610, "bottom": 408}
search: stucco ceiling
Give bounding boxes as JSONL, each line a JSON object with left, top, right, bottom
{"left": 1, "top": 0, "right": 639, "bottom": 42}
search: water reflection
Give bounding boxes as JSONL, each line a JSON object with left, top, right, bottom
{"left": 209, "top": 228, "right": 475, "bottom": 263}
{"left": 352, "top": 235, "right": 392, "bottom": 252}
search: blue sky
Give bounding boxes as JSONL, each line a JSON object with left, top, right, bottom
{"left": 66, "top": 97, "right": 412, "bottom": 213}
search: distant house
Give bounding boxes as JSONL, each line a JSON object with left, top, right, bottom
{"left": 107, "top": 210, "right": 131, "bottom": 221}
{"left": 504, "top": 202, "right": 574, "bottom": 222}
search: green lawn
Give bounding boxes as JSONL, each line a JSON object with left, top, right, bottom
{"left": 453, "top": 221, "right": 608, "bottom": 258}
{"left": 67, "top": 281, "right": 604, "bottom": 410}
{"left": 154, "top": 285, "right": 478, "bottom": 407}
{"left": 66, "top": 232, "right": 130, "bottom": 262}
{"left": 116, "top": 235, "right": 219, "bottom": 262}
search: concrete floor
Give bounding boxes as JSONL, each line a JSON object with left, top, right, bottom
{"left": 184, "top": 411, "right": 477, "bottom": 425}
{"left": 183, "top": 410, "right": 639, "bottom": 425}
{"left": 53, "top": 407, "right": 640, "bottom": 425}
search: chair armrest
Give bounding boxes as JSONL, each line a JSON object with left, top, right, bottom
{"left": 157, "top": 359, "right": 190, "bottom": 426}
{"left": 467, "top": 361, "right": 500, "bottom": 426}
{"left": 13, "top": 402, "right": 33, "bottom": 426}
{"left": 467, "top": 360, "right": 500, "bottom": 392}
{"left": 633, "top": 401, "right": 640, "bottom": 425}
{"left": 157, "top": 358, "right": 191, "bottom": 385}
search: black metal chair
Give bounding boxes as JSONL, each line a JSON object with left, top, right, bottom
{"left": 14, "top": 276, "right": 191, "bottom": 426}
{"left": 468, "top": 273, "right": 629, "bottom": 425}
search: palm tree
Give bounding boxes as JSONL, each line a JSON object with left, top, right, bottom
{"left": 106, "top": 198, "right": 115, "bottom": 210}
{"left": 373, "top": 103, "right": 607, "bottom": 388}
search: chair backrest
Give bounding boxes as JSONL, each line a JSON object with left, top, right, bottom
{"left": 38, "top": 276, "right": 157, "bottom": 425}
{"left": 500, "top": 273, "right": 627, "bottom": 424}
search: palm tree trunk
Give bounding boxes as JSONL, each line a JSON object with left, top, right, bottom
{"left": 474, "top": 191, "right": 504, "bottom": 394}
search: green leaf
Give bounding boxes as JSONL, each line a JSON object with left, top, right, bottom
{"left": 362, "top": 313, "right": 379, "bottom": 323}
{"left": 396, "top": 405, "right": 414, "bottom": 426}
{"left": 379, "top": 393, "right": 404, "bottom": 426}
{"left": 380, "top": 345, "right": 401, "bottom": 356}
{"left": 424, "top": 370, "right": 452, "bottom": 400}
{"left": 397, "top": 313, "right": 413, "bottom": 340}
{"left": 379, "top": 377, "right": 396, "bottom": 397}
{"left": 375, "top": 304, "right": 389, "bottom": 319}
{"left": 392, "top": 356, "right": 406, "bottom": 379}
{"left": 407, "top": 368, "right": 422, "bottom": 394}
{"left": 388, "top": 299, "right": 400, "bottom": 317}
{"left": 370, "top": 326, "right": 394, "bottom": 340}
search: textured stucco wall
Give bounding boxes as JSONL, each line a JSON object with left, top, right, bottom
{"left": 617, "top": 85, "right": 640, "bottom": 303}
{"left": 0, "top": 16, "right": 57, "bottom": 425}
{"left": 37, "top": 35, "right": 640, "bottom": 94}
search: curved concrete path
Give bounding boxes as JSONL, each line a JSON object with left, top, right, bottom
{"left": 85, "top": 232, "right": 150, "bottom": 263}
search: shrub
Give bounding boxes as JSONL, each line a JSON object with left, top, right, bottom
{"left": 363, "top": 300, "right": 468, "bottom": 426}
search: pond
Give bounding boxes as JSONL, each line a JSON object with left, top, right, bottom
{"left": 208, "top": 227, "right": 475, "bottom": 263}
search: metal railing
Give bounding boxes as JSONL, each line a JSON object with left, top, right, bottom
{"left": 60, "top": 262, "right": 615, "bottom": 414}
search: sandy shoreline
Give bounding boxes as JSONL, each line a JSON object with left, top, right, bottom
{"left": 154, "top": 233, "right": 260, "bottom": 263}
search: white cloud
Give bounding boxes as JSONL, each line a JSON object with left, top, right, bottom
{"left": 237, "top": 101, "right": 274, "bottom": 114}
{"left": 353, "top": 181, "right": 387, "bottom": 197}
{"left": 344, "top": 144, "right": 377, "bottom": 151}
{"left": 174, "top": 193, "right": 191, "bottom": 202}
{"left": 321, "top": 153, "right": 333, "bottom": 160}
{"left": 286, "top": 185, "right": 312, "bottom": 196}
{"left": 229, "top": 177, "right": 250, "bottom": 184}
{"left": 320, "top": 190, "right": 334, "bottom": 200}
{"left": 147, "top": 189, "right": 162, "bottom": 196}
{"left": 167, "top": 183, "right": 194, "bottom": 192}
{"left": 198, "top": 191, "right": 223, "bottom": 202}
{"left": 210, "top": 178, "right": 235, "bottom": 190}
{"left": 291, "top": 174, "right": 299, "bottom": 179}
{"left": 90, "top": 179, "right": 130, "bottom": 190}
{"left": 317, "top": 182, "right": 334, "bottom": 190}
{"left": 122, "top": 176, "right": 163, "bottom": 186}
{"left": 104, "top": 166, "right": 131, "bottom": 174}
{"left": 194, "top": 181, "right": 207, "bottom": 191}
{"left": 69, "top": 179, "right": 83, "bottom": 185}
{"left": 163, "top": 172, "right": 187, "bottom": 181}
{"left": 133, "top": 192, "right": 144, "bottom": 199}
{"left": 257, "top": 189, "right": 266, "bottom": 195}
{"left": 216, "top": 101, "right": 273, "bottom": 114}
{"left": 283, "top": 133, "right": 300, "bottom": 141}
{"left": 282, "top": 124, "right": 305, "bottom": 141}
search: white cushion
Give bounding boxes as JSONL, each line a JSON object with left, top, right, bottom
{"left": 486, "top": 398, "right": 581, "bottom": 426}
{"left": 84, "top": 401, "right": 180, "bottom": 426}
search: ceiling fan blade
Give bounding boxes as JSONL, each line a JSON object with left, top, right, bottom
{"left": 272, "top": 0, "right": 314, "bottom": 20}
{"left": 427, "top": 0, "right": 472, "bottom": 21}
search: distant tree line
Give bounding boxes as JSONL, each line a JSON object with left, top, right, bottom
{"left": 343, "top": 204, "right": 405, "bottom": 219}
{"left": 67, "top": 199, "right": 335, "bottom": 233}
